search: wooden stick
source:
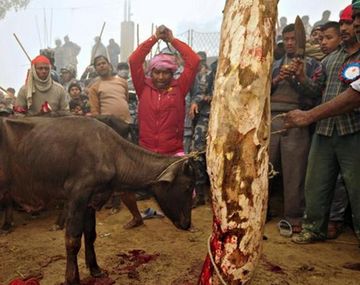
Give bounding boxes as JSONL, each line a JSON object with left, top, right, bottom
{"left": 0, "top": 86, "right": 7, "bottom": 93}
{"left": 91, "top": 22, "right": 106, "bottom": 65}
{"left": 137, "top": 23, "right": 139, "bottom": 47}
{"left": 13, "top": 33, "right": 31, "bottom": 62}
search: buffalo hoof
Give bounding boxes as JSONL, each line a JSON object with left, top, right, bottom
{"left": 90, "top": 267, "right": 107, "bottom": 278}
{"left": 0, "top": 223, "right": 13, "bottom": 235}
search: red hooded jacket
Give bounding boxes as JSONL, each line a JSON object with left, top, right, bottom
{"left": 129, "top": 36, "right": 200, "bottom": 155}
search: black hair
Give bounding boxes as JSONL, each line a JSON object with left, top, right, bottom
{"left": 321, "top": 21, "right": 340, "bottom": 35}
{"left": 6, "top": 87, "right": 15, "bottom": 94}
{"left": 282, "top": 24, "right": 295, "bottom": 35}
{"left": 68, "top": 82, "right": 82, "bottom": 93}
{"left": 93, "top": 55, "right": 109, "bottom": 66}
{"left": 117, "top": 62, "right": 129, "bottom": 71}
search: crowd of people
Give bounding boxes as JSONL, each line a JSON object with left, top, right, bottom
{"left": 1, "top": 2, "right": 360, "bottom": 251}
{"left": 0, "top": 24, "right": 210, "bottom": 229}
{"left": 272, "top": 1, "right": 360, "bottom": 246}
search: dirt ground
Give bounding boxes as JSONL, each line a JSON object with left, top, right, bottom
{"left": 0, "top": 199, "right": 359, "bottom": 285}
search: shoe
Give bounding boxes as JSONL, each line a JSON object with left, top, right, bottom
{"left": 327, "top": 221, "right": 343, "bottom": 239}
{"left": 292, "top": 230, "right": 325, "bottom": 244}
{"left": 140, "top": 208, "right": 164, "bottom": 220}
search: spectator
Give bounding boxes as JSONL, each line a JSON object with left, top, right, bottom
{"left": 15, "top": 55, "right": 69, "bottom": 115}
{"left": 269, "top": 24, "right": 321, "bottom": 234}
{"left": 62, "top": 35, "right": 81, "bottom": 73}
{"left": 68, "top": 82, "right": 90, "bottom": 115}
{"left": 60, "top": 64, "right": 77, "bottom": 92}
{"left": 313, "top": 10, "right": 331, "bottom": 28}
{"left": 107, "top": 38, "right": 121, "bottom": 69}
{"left": 88, "top": 55, "right": 131, "bottom": 217}
{"left": 189, "top": 52, "right": 212, "bottom": 207}
{"left": 54, "top": 38, "right": 65, "bottom": 71}
{"left": 319, "top": 21, "right": 341, "bottom": 55}
{"left": 91, "top": 36, "right": 108, "bottom": 64}
{"left": 290, "top": 5, "right": 360, "bottom": 244}
{"left": 126, "top": 25, "right": 200, "bottom": 228}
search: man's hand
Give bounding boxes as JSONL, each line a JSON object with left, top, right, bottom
{"left": 155, "top": 25, "right": 174, "bottom": 42}
{"left": 273, "top": 64, "right": 293, "bottom": 85}
{"left": 284, "top": 109, "right": 314, "bottom": 128}
{"left": 189, "top": 103, "right": 199, "bottom": 119}
{"left": 291, "top": 58, "right": 306, "bottom": 83}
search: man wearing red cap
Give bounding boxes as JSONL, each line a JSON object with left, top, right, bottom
{"left": 287, "top": 5, "right": 360, "bottom": 244}
{"left": 15, "top": 55, "right": 69, "bottom": 115}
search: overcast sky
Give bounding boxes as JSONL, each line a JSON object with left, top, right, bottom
{"left": 0, "top": 0, "right": 349, "bottom": 91}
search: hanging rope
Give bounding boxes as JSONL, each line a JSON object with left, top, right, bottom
{"left": 268, "top": 162, "right": 279, "bottom": 179}
{"left": 271, "top": 113, "right": 287, "bottom": 135}
{"left": 207, "top": 235, "right": 228, "bottom": 285}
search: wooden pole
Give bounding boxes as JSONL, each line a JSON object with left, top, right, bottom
{"left": 13, "top": 33, "right": 32, "bottom": 62}
{"left": 91, "top": 22, "right": 106, "bottom": 65}
{"left": 150, "top": 23, "right": 154, "bottom": 59}
{"left": 137, "top": 23, "right": 140, "bottom": 47}
{"left": 35, "top": 16, "right": 43, "bottom": 49}
{"left": 199, "top": 0, "right": 277, "bottom": 284}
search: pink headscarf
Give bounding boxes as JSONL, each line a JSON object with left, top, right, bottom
{"left": 147, "top": 54, "right": 178, "bottom": 74}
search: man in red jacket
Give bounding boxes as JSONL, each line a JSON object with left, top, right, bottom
{"left": 121, "top": 25, "right": 199, "bottom": 229}
{"left": 129, "top": 25, "right": 200, "bottom": 154}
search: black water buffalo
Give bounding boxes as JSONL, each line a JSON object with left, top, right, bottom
{"left": 0, "top": 114, "right": 132, "bottom": 232}
{"left": 0, "top": 116, "right": 195, "bottom": 285}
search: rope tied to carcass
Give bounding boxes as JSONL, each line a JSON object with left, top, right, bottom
{"left": 268, "top": 162, "right": 279, "bottom": 179}
{"left": 271, "top": 113, "right": 287, "bottom": 135}
{"left": 207, "top": 235, "right": 228, "bottom": 285}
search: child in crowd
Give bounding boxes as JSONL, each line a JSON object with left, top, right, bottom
{"left": 68, "top": 82, "right": 90, "bottom": 115}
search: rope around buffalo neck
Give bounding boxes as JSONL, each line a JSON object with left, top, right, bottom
{"left": 154, "top": 150, "right": 206, "bottom": 181}
{"left": 207, "top": 235, "right": 228, "bottom": 285}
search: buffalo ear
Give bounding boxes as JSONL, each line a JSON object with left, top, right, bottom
{"left": 156, "top": 160, "right": 191, "bottom": 183}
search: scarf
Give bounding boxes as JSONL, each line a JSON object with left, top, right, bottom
{"left": 147, "top": 54, "right": 178, "bottom": 74}
{"left": 26, "top": 56, "right": 53, "bottom": 109}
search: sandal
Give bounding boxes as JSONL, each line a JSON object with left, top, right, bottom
{"left": 140, "top": 208, "right": 164, "bottom": 220}
{"left": 292, "top": 230, "right": 324, "bottom": 244}
{"left": 278, "top": 220, "right": 293, "bottom": 237}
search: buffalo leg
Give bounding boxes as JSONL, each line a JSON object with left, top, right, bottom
{"left": 64, "top": 198, "right": 87, "bottom": 285}
{"left": 1, "top": 193, "right": 14, "bottom": 233}
{"left": 83, "top": 206, "right": 105, "bottom": 277}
